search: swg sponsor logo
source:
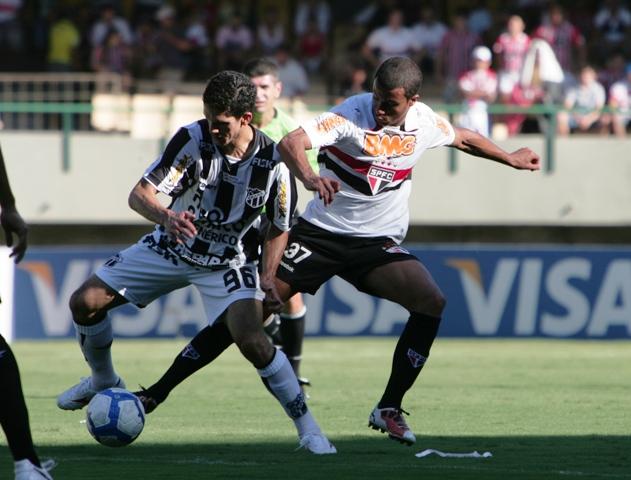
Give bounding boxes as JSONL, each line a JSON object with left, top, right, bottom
{"left": 363, "top": 133, "right": 415, "bottom": 157}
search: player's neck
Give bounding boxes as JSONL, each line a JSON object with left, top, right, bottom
{"left": 254, "top": 108, "right": 276, "bottom": 129}
{"left": 221, "top": 125, "right": 255, "bottom": 159}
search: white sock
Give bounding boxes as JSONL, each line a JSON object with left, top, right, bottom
{"left": 257, "top": 348, "right": 320, "bottom": 437}
{"left": 75, "top": 316, "right": 119, "bottom": 390}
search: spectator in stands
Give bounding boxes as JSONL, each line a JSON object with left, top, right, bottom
{"left": 47, "top": 8, "right": 80, "bottom": 72}
{"left": 598, "top": 52, "right": 627, "bottom": 95}
{"left": 410, "top": 6, "right": 447, "bottom": 81}
{"left": 294, "top": 0, "right": 331, "bottom": 37}
{"left": 274, "top": 43, "right": 309, "bottom": 100}
{"left": 91, "top": 29, "right": 132, "bottom": 90}
{"left": 352, "top": 0, "right": 398, "bottom": 33}
{"left": 215, "top": 12, "right": 253, "bottom": 71}
{"left": 131, "top": 16, "right": 161, "bottom": 79}
{"left": 257, "top": 7, "right": 285, "bottom": 56}
{"left": 467, "top": 0, "right": 493, "bottom": 42}
{"left": 437, "top": 10, "right": 481, "bottom": 102}
{"left": 361, "top": 9, "right": 417, "bottom": 69}
{"left": 533, "top": 4, "right": 585, "bottom": 79}
{"left": 90, "top": 3, "right": 133, "bottom": 49}
{"left": 557, "top": 65, "right": 606, "bottom": 136}
{"left": 493, "top": 15, "right": 531, "bottom": 102}
{"left": 298, "top": 16, "right": 327, "bottom": 74}
{"left": 154, "top": 5, "right": 193, "bottom": 92}
{"left": 335, "top": 59, "right": 369, "bottom": 103}
{"left": 182, "top": 5, "right": 211, "bottom": 80}
{"left": 593, "top": 0, "right": 631, "bottom": 58}
{"left": 602, "top": 63, "right": 631, "bottom": 137}
{"left": 457, "top": 46, "right": 497, "bottom": 138}
{"left": 0, "top": 0, "right": 23, "bottom": 68}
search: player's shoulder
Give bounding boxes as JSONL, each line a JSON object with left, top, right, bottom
{"left": 410, "top": 101, "right": 453, "bottom": 134}
{"left": 331, "top": 93, "right": 372, "bottom": 122}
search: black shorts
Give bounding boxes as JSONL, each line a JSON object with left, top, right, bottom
{"left": 277, "top": 218, "right": 419, "bottom": 295}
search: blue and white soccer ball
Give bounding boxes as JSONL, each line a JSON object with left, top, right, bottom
{"left": 86, "top": 387, "right": 145, "bottom": 447}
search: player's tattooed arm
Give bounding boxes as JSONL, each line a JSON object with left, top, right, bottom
{"left": 0, "top": 145, "right": 28, "bottom": 263}
{"left": 128, "top": 179, "right": 197, "bottom": 243}
{"left": 450, "top": 127, "right": 541, "bottom": 171}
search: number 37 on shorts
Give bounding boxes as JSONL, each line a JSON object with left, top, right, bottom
{"left": 284, "top": 242, "right": 312, "bottom": 265}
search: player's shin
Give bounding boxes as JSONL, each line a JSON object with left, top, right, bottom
{"left": 279, "top": 305, "right": 307, "bottom": 378}
{"left": 74, "top": 314, "right": 119, "bottom": 390}
{"left": 0, "top": 337, "right": 40, "bottom": 466}
{"left": 257, "top": 348, "right": 319, "bottom": 436}
{"left": 378, "top": 312, "right": 441, "bottom": 409}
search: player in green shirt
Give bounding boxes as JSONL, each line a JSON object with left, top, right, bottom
{"left": 246, "top": 58, "right": 317, "bottom": 389}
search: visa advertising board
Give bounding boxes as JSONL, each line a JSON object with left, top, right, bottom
{"left": 3, "top": 245, "right": 631, "bottom": 339}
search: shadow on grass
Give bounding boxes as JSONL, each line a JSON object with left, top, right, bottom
{"left": 23, "top": 435, "right": 631, "bottom": 480}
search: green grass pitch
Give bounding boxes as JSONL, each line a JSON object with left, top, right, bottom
{"left": 2, "top": 338, "right": 630, "bottom": 479}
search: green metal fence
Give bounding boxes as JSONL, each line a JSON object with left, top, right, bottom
{"left": 0, "top": 101, "right": 571, "bottom": 173}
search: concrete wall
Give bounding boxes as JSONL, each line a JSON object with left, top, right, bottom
{"left": 2, "top": 131, "right": 631, "bottom": 226}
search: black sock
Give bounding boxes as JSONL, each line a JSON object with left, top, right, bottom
{"left": 279, "top": 312, "right": 306, "bottom": 377}
{"left": 378, "top": 312, "right": 441, "bottom": 409}
{"left": 0, "top": 335, "right": 40, "bottom": 466}
{"left": 145, "top": 322, "right": 234, "bottom": 403}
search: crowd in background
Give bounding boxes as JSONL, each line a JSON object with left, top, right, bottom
{"left": 0, "top": 0, "right": 630, "bottom": 136}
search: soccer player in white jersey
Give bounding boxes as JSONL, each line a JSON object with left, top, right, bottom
{"left": 56, "top": 71, "right": 335, "bottom": 454}
{"left": 275, "top": 56, "right": 539, "bottom": 444}
{"left": 132, "top": 57, "right": 539, "bottom": 447}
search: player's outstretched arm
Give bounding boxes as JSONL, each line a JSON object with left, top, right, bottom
{"left": 128, "top": 178, "right": 197, "bottom": 243}
{"left": 278, "top": 128, "right": 340, "bottom": 205}
{"left": 450, "top": 127, "right": 540, "bottom": 171}
{"left": 0, "top": 145, "right": 28, "bottom": 263}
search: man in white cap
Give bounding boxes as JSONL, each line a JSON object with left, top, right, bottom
{"left": 458, "top": 45, "right": 498, "bottom": 137}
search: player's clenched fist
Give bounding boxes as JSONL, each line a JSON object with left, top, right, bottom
{"left": 509, "top": 148, "right": 540, "bottom": 171}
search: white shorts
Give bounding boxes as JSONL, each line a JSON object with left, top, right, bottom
{"left": 95, "top": 242, "right": 264, "bottom": 324}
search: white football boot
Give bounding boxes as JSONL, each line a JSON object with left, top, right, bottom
{"left": 368, "top": 406, "right": 416, "bottom": 445}
{"left": 56, "top": 376, "right": 125, "bottom": 410}
{"left": 297, "top": 432, "right": 337, "bottom": 454}
{"left": 14, "top": 459, "right": 54, "bottom": 480}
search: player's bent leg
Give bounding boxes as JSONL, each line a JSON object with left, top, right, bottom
{"left": 225, "top": 298, "right": 335, "bottom": 454}
{"left": 360, "top": 260, "right": 446, "bottom": 445}
{"left": 58, "top": 275, "right": 128, "bottom": 411}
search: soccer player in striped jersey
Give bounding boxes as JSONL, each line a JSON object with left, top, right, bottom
{"left": 132, "top": 59, "right": 316, "bottom": 412}
{"left": 56, "top": 71, "right": 335, "bottom": 454}
{"left": 140, "top": 57, "right": 540, "bottom": 447}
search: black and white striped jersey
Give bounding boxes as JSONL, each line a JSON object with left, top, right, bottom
{"left": 143, "top": 119, "right": 297, "bottom": 269}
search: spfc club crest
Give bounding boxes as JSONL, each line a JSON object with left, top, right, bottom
{"left": 367, "top": 165, "right": 395, "bottom": 194}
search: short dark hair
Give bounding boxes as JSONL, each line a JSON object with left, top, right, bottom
{"left": 374, "top": 57, "right": 423, "bottom": 99}
{"left": 202, "top": 71, "right": 256, "bottom": 117}
{"left": 243, "top": 57, "right": 279, "bottom": 80}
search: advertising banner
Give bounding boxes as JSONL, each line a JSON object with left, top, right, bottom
{"left": 10, "top": 245, "right": 631, "bottom": 339}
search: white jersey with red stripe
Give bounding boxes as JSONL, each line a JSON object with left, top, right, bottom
{"left": 300, "top": 93, "right": 455, "bottom": 243}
